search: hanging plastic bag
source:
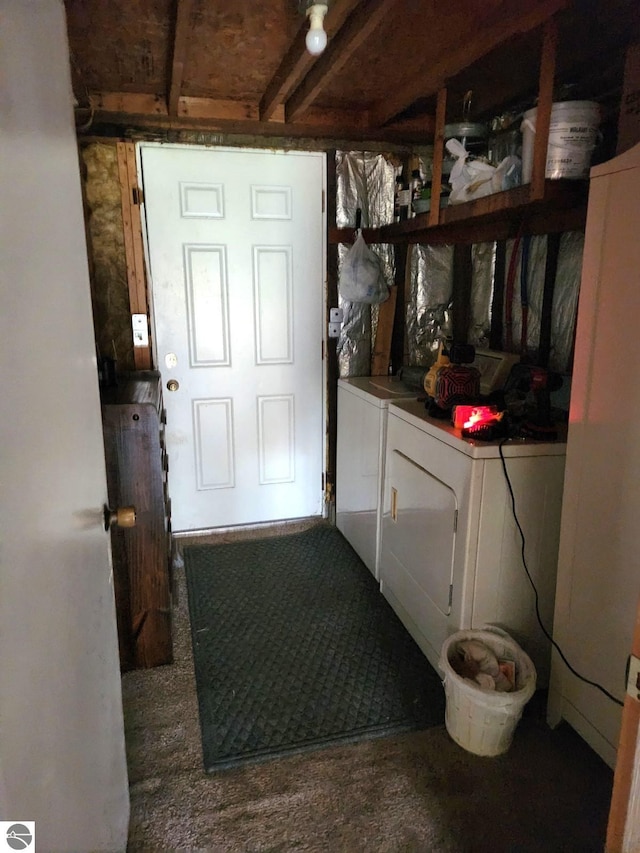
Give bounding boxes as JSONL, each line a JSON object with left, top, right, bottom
{"left": 339, "top": 231, "right": 389, "bottom": 304}
{"left": 446, "top": 138, "right": 521, "bottom": 204}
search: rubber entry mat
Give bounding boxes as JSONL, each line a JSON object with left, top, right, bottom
{"left": 184, "top": 525, "right": 445, "bottom": 772}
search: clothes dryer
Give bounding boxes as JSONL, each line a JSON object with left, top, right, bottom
{"left": 380, "top": 399, "right": 566, "bottom": 685}
{"left": 336, "top": 377, "right": 418, "bottom": 580}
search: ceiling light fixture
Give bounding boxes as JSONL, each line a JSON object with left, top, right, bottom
{"left": 305, "top": 3, "right": 328, "bottom": 56}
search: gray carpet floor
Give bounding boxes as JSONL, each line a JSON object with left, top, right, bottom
{"left": 123, "top": 520, "right": 614, "bottom": 852}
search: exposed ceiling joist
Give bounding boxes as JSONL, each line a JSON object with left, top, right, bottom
{"left": 260, "top": 0, "right": 363, "bottom": 122}
{"left": 371, "top": 0, "right": 569, "bottom": 126}
{"left": 259, "top": 25, "right": 311, "bottom": 122}
{"left": 67, "top": 0, "right": 635, "bottom": 146}
{"left": 168, "top": 0, "right": 195, "bottom": 116}
{"left": 286, "top": 0, "right": 402, "bottom": 123}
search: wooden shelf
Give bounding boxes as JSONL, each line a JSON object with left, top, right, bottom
{"left": 329, "top": 180, "right": 589, "bottom": 246}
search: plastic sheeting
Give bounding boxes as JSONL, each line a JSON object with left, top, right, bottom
{"left": 336, "top": 151, "right": 397, "bottom": 377}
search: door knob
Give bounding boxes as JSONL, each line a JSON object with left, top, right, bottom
{"left": 104, "top": 505, "right": 136, "bottom": 531}
{"left": 167, "top": 379, "right": 179, "bottom": 392}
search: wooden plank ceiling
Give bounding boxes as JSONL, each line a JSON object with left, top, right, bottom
{"left": 65, "top": 0, "right": 639, "bottom": 143}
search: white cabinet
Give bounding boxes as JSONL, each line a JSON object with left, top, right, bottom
{"left": 380, "top": 400, "right": 566, "bottom": 685}
{"left": 548, "top": 144, "right": 640, "bottom": 769}
{"left": 336, "top": 377, "right": 417, "bottom": 578}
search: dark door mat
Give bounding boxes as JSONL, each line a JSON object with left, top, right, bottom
{"left": 184, "top": 525, "right": 445, "bottom": 772}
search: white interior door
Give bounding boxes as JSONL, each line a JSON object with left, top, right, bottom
{"left": 0, "top": 2, "right": 129, "bottom": 849}
{"left": 140, "top": 144, "right": 325, "bottom": 531}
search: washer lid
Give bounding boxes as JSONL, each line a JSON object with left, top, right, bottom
{"left": 338, "top": 376, "right": 418, "bottom": 406}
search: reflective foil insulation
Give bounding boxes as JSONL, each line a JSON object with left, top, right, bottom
{"left": 335, "top": 151, "right": 583, "bottom": 378}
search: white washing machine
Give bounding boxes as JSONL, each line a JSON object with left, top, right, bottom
{"left": 336, "top": 377, "right": 419, "bottom": 580}
{"left": 380, "top": 399, "right": 566, "bottom": 685}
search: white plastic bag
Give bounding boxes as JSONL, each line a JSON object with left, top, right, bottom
{"left": 339, "top": 232, "right": 389, "bottom": 304}
{"left": 446, "top": 138, "right": 521, "bottom": 204}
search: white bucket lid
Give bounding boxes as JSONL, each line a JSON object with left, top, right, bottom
{"left": 523, "top": 100, "right": 600, "bottom": 121}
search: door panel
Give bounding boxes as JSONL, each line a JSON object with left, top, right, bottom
{"left": 140, "top": 145, "right": 325, "bottom": 531}
{"left": 1, "top": 2, "right": 129, "bottom": 847}
{"left": 385, "top": 450, "right": 457, "bottom": 617}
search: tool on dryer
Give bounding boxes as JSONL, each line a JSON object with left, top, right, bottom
{"left": 504, "top": 363, "right": 563, "bottom": 440}
{"left": 425, "top": 342, "right": 481, "bottom": 418}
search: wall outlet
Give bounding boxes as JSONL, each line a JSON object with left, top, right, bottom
{"left": 132, "top": 313, "right": 149, "bottom": 347}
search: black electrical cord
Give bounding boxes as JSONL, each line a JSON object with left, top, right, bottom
{"left": 498, "top": 438, "right": 624, "bottom": 708}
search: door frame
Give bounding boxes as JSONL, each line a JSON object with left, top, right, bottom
{"left": 136, "top": 142, "right": 330, "bottom": 527}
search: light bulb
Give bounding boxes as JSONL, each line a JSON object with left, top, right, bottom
{"left": 305, "top": 26, "right": 327, "bottom": 55}
{"left": 305, "top": 4, "right": 328, "bottom": 56}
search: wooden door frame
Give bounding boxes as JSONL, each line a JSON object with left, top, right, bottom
{"left": 117, "top": 140, "right": 152, "bottom": 369}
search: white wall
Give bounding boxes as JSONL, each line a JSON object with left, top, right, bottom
{"left": 0, "top": 1, "right": 129, "bottom": 848}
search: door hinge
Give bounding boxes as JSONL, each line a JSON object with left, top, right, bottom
{"left": 324, "top": 475, "right": 334, "bottom": 504}
{"left": 627, "top": 654, "right": 640, "bottom": 700}
{"left": 322, "top": 190, "right": 325, "bottom": 213}
{"left": 132, "top": 186, "right": 144, "bottom": 205}
{"left": 448, "top": 584, "right": 454, "bottom": 608}
{"left": 453, "top": 508, "right": 458, "bottom": 533}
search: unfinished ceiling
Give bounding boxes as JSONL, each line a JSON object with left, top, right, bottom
{"left": 65, "top": 0, "right": 639, "bottom": 143}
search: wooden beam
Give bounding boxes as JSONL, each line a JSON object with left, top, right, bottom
{"left": 530, "top": 18, "right": 558, "bottom": 201}
{"left": 372, "top": 243, "right": 413, "bottom": 376}
{"left": 116, "top": 141, "right": 151, "bottom": 370}
{"left": 390, "top": 243, "right": 408, "bottom": 374}
{"left": 88, "top": 94, "right": 429, "bottom": 144}
{"left": 260, "top": 25, "right": 313, "bottom": 122}
{"left": 168, "top": 0, "right": 195, "bottom": 116}
{"left": 370, "top": 0, "right": 568, "bottom": 127}
{"left": 329, "top": 180, "right": 588, "bottom": 244}
{"left": 93, "top": 92, "right": 168, "bottom": 115}
{"left": 178, "top": 97, "right": 260, "bottom": 121}
{"left": 91, "top": 91, "right": 433, "bottom": 139}
{"left": 371, "top": 287, "right": 398, "bottom": 376}
{"left": 452, "top": 243, "right": 473, "bottom": 343}
{"left": 286, "top": 0, "right": 401, "bottom": 123}
{"left": 429, "top": 88, "right": 447, "bottom": 228}
{"left": 260, "top": 0, "right": 362, "bottom": 122}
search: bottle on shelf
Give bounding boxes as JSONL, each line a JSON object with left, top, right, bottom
{"left": 410, "top": 168, "right": 425, "bottom": 217}
{"left": 393, "top": 175, "right": 403, "bottom": 223}
{"left": 410, "top": 169, "right": 423, "bottom": 200}
{"left": 398, "top": 178, "right": 411, "bottom": 222}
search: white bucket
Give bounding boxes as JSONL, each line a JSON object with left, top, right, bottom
{"left": 439, "top": 627, "right": 536, "bottom": 757}
{"left": 520, "top": 100, "right": 601, "bottom": 182}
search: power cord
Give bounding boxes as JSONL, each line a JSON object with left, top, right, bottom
{"left": 498, "top": 438, "right": 624, "bottom": 708}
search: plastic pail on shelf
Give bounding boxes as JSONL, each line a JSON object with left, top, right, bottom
{"left": 521, "top": 100, "right": 601, "bottom": 182}
{"left": 439, "top": 627, "right": 537, "bottom": 757}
